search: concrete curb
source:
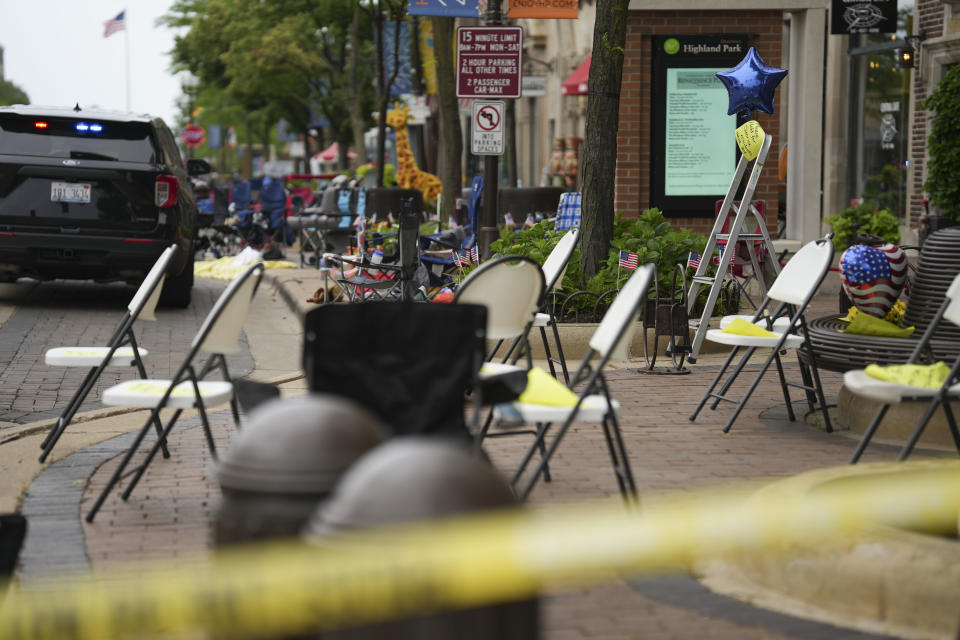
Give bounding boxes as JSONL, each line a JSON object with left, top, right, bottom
{"left": 697, "top": 460, "right": 960, "bottom": 640}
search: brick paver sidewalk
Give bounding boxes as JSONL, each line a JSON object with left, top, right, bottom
{"left": 17, "top": 291, "right": 918, "bottom": 638}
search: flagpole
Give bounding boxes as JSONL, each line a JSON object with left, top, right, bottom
{"left": 124, "top": 13, "right": 131, "bottom": 111}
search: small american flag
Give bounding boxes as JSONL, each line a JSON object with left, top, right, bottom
{"left": 687, "top": 252, "right": 701, "bottom": 269}
{"left": 504, "top": 213, "right": 516, "bottom": 228}
{"left": 452, "top": 252, "right": 463, "bottom": 268}
{"left": 103, "top": 10, "right": 126, "bottom": 38}
{"left": 523, "top": 214, "right": 536, "bottom": 229}
{"left": 618, "top": 250, "right": 638, "bottom": 270}
{"left": 468, "top": 245, "right": 479, "bottom": 264}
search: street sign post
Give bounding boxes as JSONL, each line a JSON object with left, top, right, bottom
{"left": 456, "top": 26, "right": 523, "bottom": 98}
{"left": 471, "top": 101, "right": 505, "bottom": 155}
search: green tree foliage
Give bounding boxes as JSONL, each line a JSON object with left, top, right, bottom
{"left": 0, "top": 79, "right": 29, "bottom": 106}
{"left": 163, "top": 0, "right": 377, "bottom": 170}
{"left": 921, "top": 64, "right": 960, "bottom": 221}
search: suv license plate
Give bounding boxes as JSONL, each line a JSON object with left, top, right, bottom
{"left": 51, "top": 182, "right": 91, "bottom": 203}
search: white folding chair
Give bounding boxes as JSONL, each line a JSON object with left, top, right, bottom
{"left": 499, "top": 228, "right": 580, "bottom": 383}
{"left": 497, "top": 263, "right": 655, "bottom": 501}
{"left": 454, "top": 255, "right": 545, "bottom": 363}
{"left": 86, "top": 262, "right": 264, "bottom": 522}
{"left": 689, "top": 235, "right": 835, "bottom": 434}
{"left": 845, "top": 273, "right": 960, "bottom": 463}
{"left": 454, "top": 256, "right": 549, "bottom": 467}
{"left": 39, "top": 244, "right": 178, "bottom": 463}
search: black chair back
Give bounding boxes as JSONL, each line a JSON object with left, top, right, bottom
{"left": 303, "top": 302, "right": 487, "bottom": 439}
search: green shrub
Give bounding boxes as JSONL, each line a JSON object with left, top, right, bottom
{"left": 921, "top": 64, "right": 960, "bottom": 221}
{"left": 488, "top": 208, "right": 708, "bottom": 315}
{"left": 823, "top": 203, "right": 899, "bottom": 251}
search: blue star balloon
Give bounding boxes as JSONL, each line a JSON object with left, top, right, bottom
{"left": 715, "top": 47, "right": 788, "bottom": 116}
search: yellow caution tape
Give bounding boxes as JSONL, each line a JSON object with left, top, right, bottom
{"left": 735, "top": 120, "right": 765, "bottom": 161}
{"left": 1, "top": 461, "right": 959, "bottom": 640}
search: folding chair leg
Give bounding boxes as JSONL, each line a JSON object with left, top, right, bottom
{"left": 722, "top": 348, "right": 780, "bottom": 433}
{"left": 86, "top": 406, "right": 166, "bottom": 522}
{"left": 804, "top": 347, "right": 834, "bottom": 434}
{"left": 849, "top": 404, "right": 890, "bottom": 464}
{"left": 600, "top": 415, "right": 636, "bottom": 500}
{"left": 534, "top": 422, "right": 552, "bottom": 484}
{"left": 518, "top": 416, "right": 576, "bottom": 500}
{"left": 772, "top": 351, "right": 796, "bottom": 422}
{"left": 690, "top": 347, "right": 740, "bottom": 421}
{"left": 488, "top": 339, "right": 506, "bottom": 363}
{"left": 711, "top": 346, "right": 757, "bottom": 411}
{"left": 40, "top": 366, "right": 98, "bottom": 452}
{"left": 898, "top": 397, "right": 946, "bottom": 461}
{"left": 120, "top": 409, "right": 184, "bottom": 502}
{"left": 539, "top": 326, "right": 559, "bottom": 381}
{"left": 510, "top": 421, "right": 553, "bottom": 489}
{"left": 214, "top": 355, "right": 241, "bottom": 429}
{"left": 549, "top": 319, "right": 570, "bottom": 384}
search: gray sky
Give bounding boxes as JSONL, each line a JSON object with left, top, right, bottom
{"left": 0, "top": 1, "right": 183, "bottom": 127}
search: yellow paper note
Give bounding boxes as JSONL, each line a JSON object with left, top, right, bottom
{"left": 721, "top": 317, "right": 777, "bottom": 338}
{"left": 517, "top": 367, "right": 579, "bottom": 407}
{"left": 735, "top": 121, "right": 765, "bottom": 161}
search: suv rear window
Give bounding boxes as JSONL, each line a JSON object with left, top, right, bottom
{"left": 0, "top": 114, "right": 156, "bottom": 163}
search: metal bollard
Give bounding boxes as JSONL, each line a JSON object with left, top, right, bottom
{"left": 214, "top": 394, "right": 386, "bottom": 546}
{"left": 303, "top": 438, "right": 540, "bottom": 639}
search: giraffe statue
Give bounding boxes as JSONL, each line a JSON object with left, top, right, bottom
{"left": 386, "top": 103, "right": 442, "bottom": 204}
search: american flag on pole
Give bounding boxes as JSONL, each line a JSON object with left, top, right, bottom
{"left": 468, "top": 245, "right": 479, "bottom": 265}
{"left": 452, "top": 252, "right": 463, "bottom": 268}
{"left": 687, "top": 252, "right": 701, "bottom": 270}
{"left": 103, "top": 10, "right": 126, "bottom": 38}
{"left": 618, "top": 250, "right": 638, "bottom": 270}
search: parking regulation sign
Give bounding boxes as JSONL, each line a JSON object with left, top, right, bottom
{"left": 472, "top": 101, "right": 504, "bottom": 155}
{"left": 457, "top": 26, "right": 523, "bottom": 98}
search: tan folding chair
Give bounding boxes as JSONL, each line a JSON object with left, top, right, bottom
{"left": 40, "top": 244, "right": 178, "bottom": 462}
{"left": 86, "top": 262, "right": 263, "bottom": 522}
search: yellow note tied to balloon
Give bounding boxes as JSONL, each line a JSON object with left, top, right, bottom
{"left": 735, "top": 120, "right": 765, "bottom": 161}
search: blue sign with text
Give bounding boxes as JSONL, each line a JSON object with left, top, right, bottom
{"left": 407, "top": 0, "right": 480, "bottom": 18}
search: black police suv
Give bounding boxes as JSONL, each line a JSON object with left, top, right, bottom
{"left": 0, "top": 105, "right": 211, "bottom": 307}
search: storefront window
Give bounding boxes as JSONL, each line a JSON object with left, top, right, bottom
{"left": 847, "top": 4, "right": 913, "bottom": 217}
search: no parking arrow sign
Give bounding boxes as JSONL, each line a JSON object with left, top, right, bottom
{"left": 472, "top": 100, "right": 504, "bottom": 155}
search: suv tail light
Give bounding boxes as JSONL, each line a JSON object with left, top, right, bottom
{"left": 155, "top": 175, "right": 179, "bottom": 208}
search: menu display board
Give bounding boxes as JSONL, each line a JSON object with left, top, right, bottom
{"left": 650, "top": 35, "right": 749, "bottom": 217}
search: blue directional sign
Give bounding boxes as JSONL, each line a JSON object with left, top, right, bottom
{"left": 408, "top": 0, "right": 480, "bottom": 18}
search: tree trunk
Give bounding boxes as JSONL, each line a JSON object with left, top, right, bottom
{"left": 580, "top": 0, "right": 630, "bottom": 280}
{"left": 434, "top": 17, "right": 462, "bottom": 225}
{"left": 348, "top": 3, "right": 367, "bottom": 170}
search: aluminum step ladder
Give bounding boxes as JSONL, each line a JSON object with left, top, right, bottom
{"left": 685, "top": 132, "right": 780, "bottom": 363}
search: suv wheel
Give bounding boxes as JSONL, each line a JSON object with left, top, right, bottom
{"left": 160, "top": 251, "right": 194, "bottom": 308}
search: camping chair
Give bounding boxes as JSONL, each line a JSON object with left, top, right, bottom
{"left": 689, "top": 235, "right": 835, "bottom": 434}
{"left": 844, "top": 273, "right": 960, "bottom": 463}
{"left": 85, "top": 262, "right": 264, "bottom": 522}
{"left": 499, "top": 228, "right": 580, "bottom": 383}
{"left": 554, "top": 192, "right": 581, "bottom": 231}
{"left": 495, "top": 263, "right": 655, "bottom": 501}
{"left": 39, "top": 245, "right": 178, "bottom": 463}
{"left": 420, "top": 176, "right": 483, "bottom": 276}
{"left": 327, "top": 254, "right": 403, "bottom": 302}
{"left": 302, "top": 301, "right": 488, "bottom": 440}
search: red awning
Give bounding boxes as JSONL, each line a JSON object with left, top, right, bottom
{"left": 315, "top": 142, "right": 358, "bottom": 162}
{"left": 561, "top": 55, "right": 591, "bottom": 96}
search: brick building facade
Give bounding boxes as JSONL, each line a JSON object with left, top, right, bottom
{"left": 615, "top": 10, "right": 785, "bottom": 236}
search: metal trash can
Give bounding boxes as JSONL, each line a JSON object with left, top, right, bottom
{"left": 304, "top": 438, "right": 539, "bottom": 639}
{"left": 215, "top": 394, "right": 386, "bottom": 546}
